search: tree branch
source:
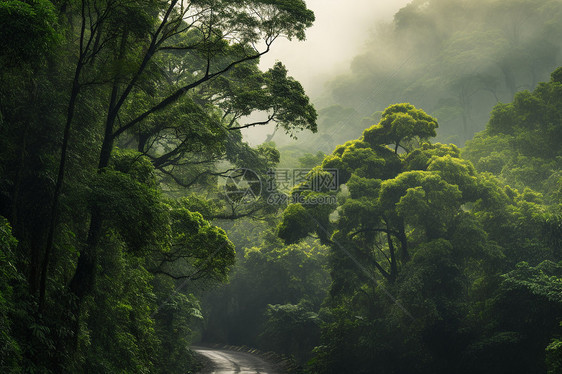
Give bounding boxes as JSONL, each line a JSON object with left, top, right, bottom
{"left": 228, "top": 112, "right": 276, "bottom": 130}
{"left": 113, "top": 45, "right": 272, "bottom": 138}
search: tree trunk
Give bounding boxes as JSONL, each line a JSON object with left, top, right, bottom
{"left": 386, "top": 229, "right": 398, "bottom": 281}
{"left": 39, "top": 59, "right": 83, "bottom": 310}
{"left": 68, "top": 207, "right": 103, "bottom": 299}
{"left": 67, "top": 28, "right": 127, "bottom": 303}
{"left": 397, "top": 220, "right": 409, "bottom": 262}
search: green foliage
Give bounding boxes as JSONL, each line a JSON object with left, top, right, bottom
{"left": 79, "top": 244, "right": 159, "bottom": 374}
{"left": 383, "top": 171, "right": 463, "bottom": 239}
{"left": 460, "top": 261, "right": 562, "bottom": 373}
{"left": 263, "top": 62, "right": 318, "bottom": 135}
{"left": 0, "top": 216, "right": 22, "bottom": 371}
{"left": 363, "top": 103, "right": 438, "bottom": 151}
{"left": 154, "top": 201, "right": 236, "bottom": 283}
{"left": 152, "top": 276, "right": 204, "bottom": 374}
{"left": 89, "top": 169, "right": 166, "bottom": 255}
{"left": 277, "top": 99, "right": 562, "bottom": 373}
{"left": 307, "top": 0, "right": 562, "bottom": 151}
{"left": 0, "top": 0, "right": 59, "bottom": 65}
{"left": 278, "top": 203, "right": 314, "bottom": 244}
{"left": 546, "top": 334, "right": 562, "bottom": 374}
{"left": 463, "top": 66, "right": 562, "bottom": 199}
{"left": 202, "top": 221, "right": 329, "bottom": 357}
{"left": 260, "top": 302, "right": 320, "bottom": 362}
{"left": 0, "top": 0, "right": 318, "bottom": 371}
{"left": 5, "top": 0, "right": 562, "bottom": 372}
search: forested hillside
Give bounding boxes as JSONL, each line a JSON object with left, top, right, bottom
{"left": 288, "top": 0, "right": 562, "bottom": 152}
{"left": 0, "top": 0, "right": 316, "bottom": 372}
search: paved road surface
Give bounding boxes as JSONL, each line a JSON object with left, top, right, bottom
{"left": 193, "top": 346, "right": 280, "bottom": 374}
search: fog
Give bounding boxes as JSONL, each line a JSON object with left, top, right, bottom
{"left": 259, "top": 0, "right": 412, "bottom": 97}
{"left": 247, "top": 0, "right": 562, "bottom": 148}
{"left": 245, "top": 0, "right": 411, "bottom": 145}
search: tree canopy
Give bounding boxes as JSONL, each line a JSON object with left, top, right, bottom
{"left": 277, "top": 99, "right": 561, "bottom": 373}
{"left": 0, "top": 0, "right": 316, "bottom": 372}
{"left": 290, "top": 0, "right": 562, "bottom": 154}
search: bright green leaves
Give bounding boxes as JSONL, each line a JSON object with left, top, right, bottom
{"left": 322, "top": 140, "right": 400, "bottom": 184}
{"left": 280, "top": 102, "right": 480, "bottom": 259}
{"left": 263, "top": 62, "right": 317, "bottom": 135}
{"left": 236, "top": 0, "right": 315, "bottom": 41}
{"left": 337, "top": 196, "right": 381, "bottom": 236}
{"left": 339, "top": 146, "right": 388, "bottom": 179}
{"left": 278, "top": 203, "right": 312, "bottom": 245}
{"left": 164, "top": 203, "right": 235, "bottom": 283}
{"left": 405, "top": 142, "right": 461, "bottom": 171}
{"left": 278, "top": 166, "right": 340, "bottom": 245}
{"left": 346, "top": 175, "right": 382, "bottom": 199}
{"left": 427, "top": 154, "right": 479, "bottom": 201}
{"left": 464, "top": 67, "right": 562, "bottom": 199}
{"left": 213, "top": 61, "right": 317, "bottom": 136}
{"left": 89, "top": 152, "right": 167, "bottom": 254}
{"left": 363, "top": 103, "right": 438, "bottom": 152}
{"left": 381, "top": 171, "right": 462, "bottom": 210}
{"left": 277, "top": 102, "right": 502, "bottom": 315}
{"left": 381, "top": 171, "right": 463, "bottom": 239}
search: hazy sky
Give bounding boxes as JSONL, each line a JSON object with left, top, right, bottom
{"left": 245, "top": 0, "right": 412, "bottom": 144}
{"left": 259, "top": 0, "right": 412, "bottom": 97}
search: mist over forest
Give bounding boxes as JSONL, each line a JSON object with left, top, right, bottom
{"left": 268, "top": 0, "right": 562, "bottom": 154}
{"left": 0, "top": 1, "right": 561, "bottom": 373}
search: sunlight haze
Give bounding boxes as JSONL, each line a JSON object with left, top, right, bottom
{"left": 259, "top": 0, "right": 412, "bottom": 96}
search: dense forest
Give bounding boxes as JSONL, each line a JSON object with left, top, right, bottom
{"left": 0, "top": 0, "right": 561, "bottom": 373}
{"left": 284, "top": 0, "right": 562, "bottom": 153}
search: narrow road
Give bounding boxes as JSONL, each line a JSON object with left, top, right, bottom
{"left": 193, "top": 346, "right": 280, "bottom": 374}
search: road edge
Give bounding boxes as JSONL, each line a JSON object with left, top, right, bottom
{"left": 191, "top": 344, "right": 302, "bottom": 373}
